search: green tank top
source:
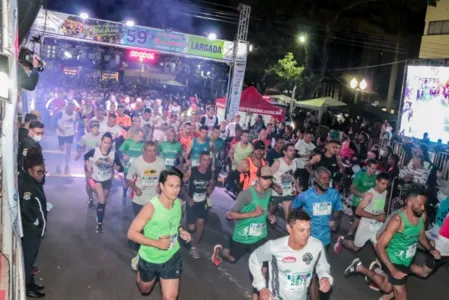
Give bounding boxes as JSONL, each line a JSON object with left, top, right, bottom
{"left": 232, "top": 187, "right": 270, "bottom": 244}
{"left": 139, "top": 196, "right": 182, "bottom": 264}
{"left": 191, "top": 138, "right": 210, "bottom": 167}
{"left": 232, "top": 142, "right": 253, "bottom": 170}
{"left": 119, "top": 139, "right": 144, "bottom": 172}
{"left": 386, "top": 210, "right": 423, "bottom": 267}
{"left": 159, "top": 141, "right": 182, "bottom": 167}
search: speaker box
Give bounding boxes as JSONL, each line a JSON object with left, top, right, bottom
{"left": 18, "top": 0, "right": 44, "bottom": 44}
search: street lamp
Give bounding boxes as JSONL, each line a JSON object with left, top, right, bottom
{"left": 249, "top": 44, "right": 254, "bottom": 52}
{"left": 80, "top": 12, "right": 89, "bottom": 20}
{"left": 299, "top": 35, "right": 306, "bottom": 43}
{"left": 126, "top": 20, "right": 135, "bottom": 27}
{"left": 350, "top": 77, "right": 367, "bottom": 103}
{"left": 359, "top": 79, "right": 367, "bottom": 90}
{"left": 350, "top": 78, "right": 358, "bottom": 89}
{"left": 208, "top": 33, "right": 217, "bottom": 41}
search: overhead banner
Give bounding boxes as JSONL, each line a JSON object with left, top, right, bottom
{"left": 31, "top": 9, "right": 247, "bottom": 62}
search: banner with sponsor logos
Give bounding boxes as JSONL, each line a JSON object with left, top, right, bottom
{"left": 31, "top": 9, "right": 246, "bottom": 62}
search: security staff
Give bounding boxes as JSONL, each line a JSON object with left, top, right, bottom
{"left": 18, "top": 120, "right": 44, "bottom": 171}
{"left": 19, "top": 148, "right": 47, "bottom": 298}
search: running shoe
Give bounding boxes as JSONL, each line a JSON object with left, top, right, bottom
{"left": 96, "top": 223, "right": 103, "bottom": 233}
{"left": 190, "top": 247, "right": 200, "bottom": 259}
{"left": 87, "top": 199, "right": 95, "bottom": 209}
{"left": 131, "top": 255, "right": 139, "bottom": 271}
{"left": 334, "top": 236, "right": 344, "bottom": 254}
{"left": 212, "top": 245, "right": 223, "bottom": 267}
{"left": 344, "top": 258, "right": 361, "bottom": 277}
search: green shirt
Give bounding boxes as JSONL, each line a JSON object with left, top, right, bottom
{"left": 212, "top": 137, "right": 225, "bottom": 168}
{"left": 232, "top": 186, "right": 270, "bottom": 244}
{"left": 119, "top": 139, "right": 144, "bottom": 172}
{"left": 352, "top": 171, "right": 376, "bottom": 207}
{"left": 158, "top": 141, "right": 182, "bottom": 167}
{"left": 139, "top": 196, "right": 182, "bottom": 264}
{"left": 386, "top": 210, "right": 423, "bottom": 267}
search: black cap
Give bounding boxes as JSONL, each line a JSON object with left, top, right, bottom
{"left": 253, "top": 140, "right": 266, "bottom": 151}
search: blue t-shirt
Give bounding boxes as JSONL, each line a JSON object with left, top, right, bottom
{"left": 292, "top": 186, "right": 343, "bottom": 246}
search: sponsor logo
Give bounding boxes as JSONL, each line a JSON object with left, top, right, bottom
{"left": 282, "top": 256, "right": 297, "bottom": 263}
{"left": 302, "top": 253, "right": 313, "bottom": 265}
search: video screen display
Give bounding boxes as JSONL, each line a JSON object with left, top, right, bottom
{"left": 400, "top": 65, "right": 449, "bottom": 143}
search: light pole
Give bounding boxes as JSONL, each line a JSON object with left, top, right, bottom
{"left": 350, "top": 78, "right": 367, "bottom": 103}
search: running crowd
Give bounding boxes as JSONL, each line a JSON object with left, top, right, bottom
{"left": 16, "top": 84, "right": 449, "bottom": 300}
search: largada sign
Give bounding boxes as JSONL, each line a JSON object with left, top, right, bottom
{"left": 187, "top": 36, "right": 224, "bottom": 60}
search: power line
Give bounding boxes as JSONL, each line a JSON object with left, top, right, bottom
{"left": 324, "top": 59, "right": 408, "bottom": 72}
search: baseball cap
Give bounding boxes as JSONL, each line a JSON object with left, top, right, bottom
{"left": 257, "top": 166, "right": 273, "bottom": 179}
{"left": 253, "top": 140, "right": 266, "bottom": 151}
{"left": 90, "top": 120, "right": 100, "bottom": 128}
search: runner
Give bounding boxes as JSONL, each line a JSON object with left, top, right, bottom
{"left": 270, "top": 143, "right": 300, "bottom": 219}
{"left": 126, "top": 141, "right": 166, "bottom": 270}
{"left": 305, "top": 140, "right": 344, "bottom": 181}
{"left": 75, "top": 120, "right": 102, "bottom": 207}
{"left": 55, "top": 101, "right": 79, "bottom": 174}
{"left": 182, "top": 151, "right": 214, "bottom": 259}
{"left": 119, "top": 128, "right": 145, "bottom": 205}
{"left": 127, "top": 169, "right": 191, "bottom": 299}
{"left": 140, "top": 108, "right": 154, "bottom": 141}
{"left": 334, "top": 172, "right": 389, "bottom": 254}
{"left": 347, "top": 158, "right": 378, "bottom": 238}
{"left": 84, "top": 132, "right": 124, "bottom": 233}
{"left": 294, "top": 129, "right": 316, "bottom": 191}
{"left": 185, "top": 125, "right": 214, "bottom": 167}
{"left": 344, "top": 188, "right": 439, "bottom": 300}
{"left": 158, "top": 129, "right": 183, "bottom": 169}
{"left": 291, "top": 166, "right": 343, "bottom": 300}
{"left": 179, "top": 121, "right": 193, "bottom": 152}
{"left": 248, "top": 209, "right": 333, "bottom": 300}
{"left": 211, "top": 166, "right": 277, "bottom": 300}
{"left": 200, "top": 106, "right": 219, "bottom": 133}
{"left": 240, "top": 140, "right": 267, "bottom": 190}
{"left": 230, "top": 129, "right": 253, "bottom": 170}
{"left": 100, "top": 113, "right": 123, "bottom": 140}
{"left": 210, "top": 125, "right": 226, "bottom": 183}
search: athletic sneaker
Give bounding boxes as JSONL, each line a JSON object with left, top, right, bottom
{"left": 211, "top": 245, "right": 223, "bottom": 267}
{"left": 96, "top": 223, "right": 103, "bottom": 233}
{"left": 366, "top": 259, "right": 382, "bottom": 284}
{"left": 190, "top": 247, "right": 200, "bottom": 259}
{"left": 334, "top": 236, "right": 344, "bottom": 254}
{"left": 131, "top": 255, "right": 139, "bottom": 271}
{"left": 344, "top": 258, "right": 361, "bottom": 277}
{"left": 87, "top": 199, "right": 95, "bottom": 209}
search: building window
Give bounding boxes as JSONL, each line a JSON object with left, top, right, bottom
{"left": 428, "top": 20, "right": 449, "bottom": 35}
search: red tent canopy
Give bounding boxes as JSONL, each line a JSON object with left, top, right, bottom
{"left": 216, "top": 86, "right": 285, "bottom": 120}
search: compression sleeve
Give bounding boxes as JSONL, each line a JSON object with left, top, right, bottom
{"left": 84, "top": 149, "right": 95, "bottom": 162}
{"left": 315, "top": 242, "right": 334, "bottom": 286}
{"left": 248, "top": 240, "right": 274, "bottom": 291}
{"left": 113, "top": 152, "right": 124, "bottom": 172}
{"left": 229, "top": 189, "right": 252, "bottom": 212}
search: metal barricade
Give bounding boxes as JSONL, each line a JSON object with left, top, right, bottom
{"left": 386, "top": 176, "right": 400, "bottom": 216}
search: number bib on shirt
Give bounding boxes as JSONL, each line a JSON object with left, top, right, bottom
{"left": 169, "top": 233, "right": 178, "bottom": 249}
{"left": 287, "top": 272, "right": 311, "bottom": 291}
{"left": 64, "top": 120, "right": 73, "bottom": 129}
{"left": 248, "top": 223, "right": 264, "bottom": 237}
{"left": 97, "top": 170, "right": 112, "bottom": 181}
{"left": 142, "top": 176, "right": 158, "bottom": 189}
{"left": 312, "top": 202, "right": 332, "bottom": 216}
{"left": 370, "top": 220, "right": 383, "bottom": 232}
{"left": 165, "top": 157, "right": 176, "bottom": 167}
{"left": 193, "top": 192, "right": 206, "bottom": 202}
{"left": 406, "top": 244, "right": 417, "bottom": 258}
{"left": 282, "top": 182, "right": 293, "bottom": 196}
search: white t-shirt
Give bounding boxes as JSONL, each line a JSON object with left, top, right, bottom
{"left": 126, "top": 156, "right": 166, "bottom": 205}
{"left": 295, "top": 139, "right": 316, "bottom": 169}
{"left": 57, "top": 110, "right": 78, "bottom": 137}
{"left": 249, "top": 236, "right": 333, "bottom": 300}
{"left": 100, "top": 123, "right": 123, "bottom": 139}
{"left": 225, "top": 122, "right": 240, "bottom": 137}
{"left": 90, "top": 117, "right": 108, "bottom": 128}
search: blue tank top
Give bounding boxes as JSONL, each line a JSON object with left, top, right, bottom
{"left": 191, "top": 138, "right": 210, "bottom": 166}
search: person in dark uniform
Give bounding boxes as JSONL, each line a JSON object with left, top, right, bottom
{"left": 18, "top": 121, "right": 44, "bottom": 171}
{"left": 19, "top": 148, "right": 47, "bottom": 298}
{"left": 305, "top": 140, "right": 344, "bottom": 181}
{"left": 19, "top": 113, "right": 38, "bottom": 144}
{"left": 182, "top": 151, "right": 214, "bottom": 259}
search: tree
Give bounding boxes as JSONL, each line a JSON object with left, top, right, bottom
{"left": 265, "top": 52, "right": 304, "bottom": 95}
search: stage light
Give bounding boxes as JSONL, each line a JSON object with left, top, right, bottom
{"left": 80, "top": 12, "right": 89, "bottom": 20}
{"left": 249, "top": 44, "right": 254, "bottom": 52}
{"left": 350, "top": 78, "right": 358, "bottom": 89}
{"left": 208, "top": 33, "right": 217, "bottom": 41}
{"left": 360, "top": 79, "right": 367, "bottom": 90}
{"left": 126, "top": 20, "right": 135, "bottom": 27}
{"left": 64, "top": 51, "right": 72, "bottom": 58}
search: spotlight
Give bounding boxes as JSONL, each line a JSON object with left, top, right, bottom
{"left": 208, "top": 33, "right": 217, "bottom": 41}
{"left": 126, "top": 20, "right": 135, "bottom": 27}
{"left": 80, "top": 12, "right": 89, "bottom": 20}
{"left": 64, "top": 51, "right": 72, "bottom": 58}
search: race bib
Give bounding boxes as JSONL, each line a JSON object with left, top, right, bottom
{"left": 169, "top": 233, "right": 178, "bottom": 249}
{"left": 97, "top": 170, "right": 112, "bottom": 181}
{"left": 248, "top": 223, "right": 264, "bottom": 237}
{"left": 165, "top": 157, "right": 176, "bottom": 166}
{"left": 142, "top": 176, "right": 158, "bottom": 188}
{"left": 64, "top": 120, "right": 73, "bottom": 129}
{"left": 370, "top": 220, "right": 383, "bottom": 232}
{"left": 282, "top": 182, "right": 293, "bottom": 196}
{"left": 313, "top": 202, "right": 332, "bottom": 216}
{"left": 193, "top": 192, "right": 206, "bottom": 202}
{"left": 406, "top": 243, "right": 417, "bottom": 259}
{"left": 287, "top": 272, "right": 311, "bottom": 291}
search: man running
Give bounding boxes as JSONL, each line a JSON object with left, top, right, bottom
{"left": 119, "top": 128, "right": 145, "bottom": 205}
{"left": 334, "top": 172, "right": 389, "bottom": 254}
{"left": 55, "top": 101, "right": 79, "bottom": 174}
{"left": 158, "top": 129, "right": 183, "bottom": 169}
{"left": 75, "top": 120, "right": 102, "bottom": 207}
{"left": 230, "top": 129, "right": 253, "bottom": 170}
{"left": 182, "top": 151, "right": 214, "bottom": 259}
{"left": 249, "top": 209, "right": 333, "bottom": 300}
{"left": 241, "top": 140, "right": 267, "bottom": 190}
{"left": 305, "top": 140, "right": 344, "bottom": 181}
{"left": 100, "top": 114, "right": 123, "bottom": 140}
{"left": 344, "top": 188, "right": 440, "bottom": 300}
{"left": 291, "top": 166, "right": 343, "bottom": 300}
{"left": 185, "top": 125, "right": 214, "bottom": 167}
{"left": 200, "top": 106, "right": 219, "bottom": 133}
{"left": 270, "top": 143, "right": 300, "bottom": 219}
{"left": 126, "top": 141, "right": 166, "bottom": 270}
{"left": 347, "top": 158, "right": 378, "bottom": 238}
{"left": 140, "top": 108, "right": 154, "bottom": 141}
{"left": 210, "top": 125, "right": 226, "bottom": 182}
{"left": 179, "top": 121, "right": 193, "bottom": 152}
{"left": 127, "top": 169, "right": 191, "bottom": 300}
{"left": 84, "top": 133, "right": 123, "bottom": 233}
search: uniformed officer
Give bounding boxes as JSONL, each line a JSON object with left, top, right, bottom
{"left": 18, "top": 120, "right": 44, "bottom": 171}
{"left": 19, "top": 148, "right": 47, "bottom": 298}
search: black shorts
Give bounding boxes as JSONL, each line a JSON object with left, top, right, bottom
{"left": 93, "top": 179, "right": 112, "bottom": 190}
{"left": 186, "top": 201, "right": 208, "bottom": 225}
{"left": 138, "top": 251, "right": 181, "bottom": 282}
{"left": 229, "top": 238, "right": 267, "bottom": 261}
{"left": 351, "top": 206, "right": 361, "bottom": 219}
{"left": 384, "top": 263, "right": 411, "bottom": 286}
{"left": 58, "top": 135, "right": 74, "bottom": 146}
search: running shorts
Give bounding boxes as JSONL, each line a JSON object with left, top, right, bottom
{"left": 138, "top": 251, "right": 181, "bottom": 282}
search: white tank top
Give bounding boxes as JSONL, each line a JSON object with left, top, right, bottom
{"left": 272, "top": 157, "right": 297, "bottom": 196}
{"left": 359, "top": 187, "right": 387, "bottom": 232}
{"left": 58, "top": 110, "right": 77, "bottom": 137}
{"left": 91, "top": 148, "right": 116, "bottom": 182}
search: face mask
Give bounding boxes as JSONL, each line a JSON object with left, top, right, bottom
{"left": 33, "top": 135, "right": 42, "bottom": 142}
